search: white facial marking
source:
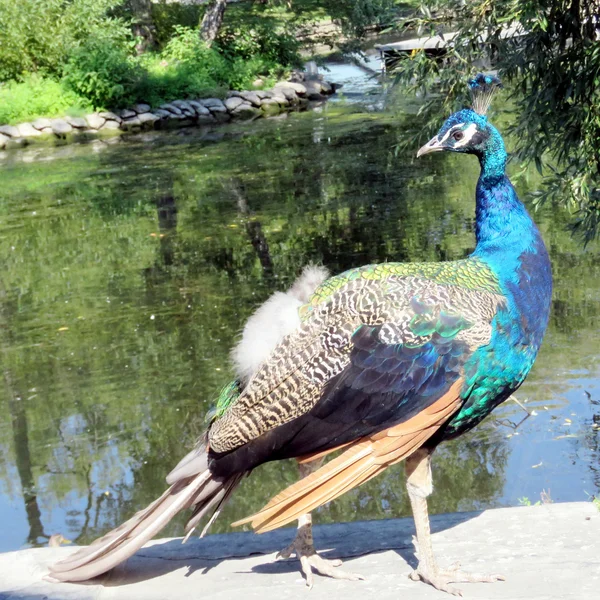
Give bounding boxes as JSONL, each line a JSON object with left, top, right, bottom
{"left": 453, "top": 122, "right": 478, "bottom": 148}
{"left": 439, "top": 123, "right": 465, "bottom": 144}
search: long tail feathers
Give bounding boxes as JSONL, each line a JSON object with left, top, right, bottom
{"left": 48, "top": 379, "right": 462, "bottom": 582}
{"left": 49, "top": 469, "right": 238, "bottom": 582}
{"left": 233, "top": 379, "right": 463, "bottom": 533}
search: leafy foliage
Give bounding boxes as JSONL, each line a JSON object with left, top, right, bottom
{"left": 62, "top": 31, "right": 139, "bottom": 108}
{"left": 149, "top": 0, "right": 203, "bottom": 48}
{"left": 0, "top": 0, "right": 412, "bottom": 120}
{"left": 0, "top": 75, "right": 93, "bottom": 125}
{"left": 0, "top": 0, "right": 131, "bottom": 81}
{"left": 391, "top": 0, "right": 600, "bottom": 243}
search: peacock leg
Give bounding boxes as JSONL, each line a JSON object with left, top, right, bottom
{"left": 276, "top": 460, "right": 365, "bottom": 588}
{"left": 405, "top": 448, "right": 505, "bottom": 596}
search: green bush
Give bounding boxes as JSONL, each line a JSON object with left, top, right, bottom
{"left": 0, "top": 0, "right": 130, "bottom": 81}
{"left": 62, "top": 32, "right": 139, "bottom": 108}
{"left": 149, "top": 1, "right": 202, "bottom": 49}
{"left": 130, "top": 26, "right": 228, "bottom": 106}
{"left": 134, "top": 61, "right": 226, "bottom": 107}
{"left": 0, "top": 75, "right": 92, "bottom": 124}
{"left": 216, "top": 21, "right": 301, "bottom": 67}
{"left": 226, "top": 57, "right": 279, "bottom": 91}
{"left": 162, "top": 26, "right": 225, "bottom": 73}
{"left": 0, "top": 2, "right": 302, "bottom": 119}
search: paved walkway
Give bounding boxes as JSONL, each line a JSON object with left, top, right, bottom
{"left": 1, "top": 502, "right": 599, "bottom": 599}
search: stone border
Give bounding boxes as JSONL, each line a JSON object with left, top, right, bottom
{"left": 0, "top": 79, "right": 335, "bottom": 151}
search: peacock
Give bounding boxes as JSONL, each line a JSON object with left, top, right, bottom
{"left": 49, "top": 74, "right": 552, "bottom": 595}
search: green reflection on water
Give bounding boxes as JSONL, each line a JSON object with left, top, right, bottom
{"left": 0, "top": 107, "right": 598, "bottom": 551}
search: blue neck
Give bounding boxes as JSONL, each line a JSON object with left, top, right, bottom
{"left": 473, "top": 126, "right": 532, "bottom": 256}
{"left": 471, "top": 126, "right": 552, "bottom": 349}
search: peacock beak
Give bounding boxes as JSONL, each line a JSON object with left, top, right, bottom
{"left": 417, "top": 135, "right": 444, "bottom": 158}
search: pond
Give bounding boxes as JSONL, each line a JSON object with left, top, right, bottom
{"left": 0, "top": 92, "right": 598, "bottom": 554}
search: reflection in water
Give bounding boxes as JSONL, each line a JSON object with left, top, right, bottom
{"left": 156, "top": 193, "right": 178, "bottom": 267}
{"left": 7, "top": 386, "right": 47, "bottom": 545}
{"left": 0, "top": 106, "right": 598, "bottom": 552}
{"left": 230, "top": 178, "right": 274, "bottom": 277}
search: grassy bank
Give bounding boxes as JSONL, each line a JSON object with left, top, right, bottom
{"left": 0, "top": 1, "right": 302, "bottom": 125}
{"left": 0, "top": 0, "right": 420, "bottom": 126}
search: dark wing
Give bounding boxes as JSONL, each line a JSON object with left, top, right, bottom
{"left": 207, "top": 273, "right": 502, "bottom": 476}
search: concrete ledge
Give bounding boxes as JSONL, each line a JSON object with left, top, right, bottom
{"left": 1, "top": 502, "right": 599, "bottom": 599}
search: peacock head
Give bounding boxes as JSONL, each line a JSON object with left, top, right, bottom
{"left": 417, "top": 74, "right": 503, "bottom": 160}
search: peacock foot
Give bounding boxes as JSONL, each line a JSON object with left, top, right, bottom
{"left": 409, "top": 561, "right": 505, "bottom": 596}
{"left": 277, "top": 532, "right": 365, "bottom": 588}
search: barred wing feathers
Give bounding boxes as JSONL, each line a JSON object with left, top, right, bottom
{"left": 209, "top": 262, "right": 503, "bottom": 463}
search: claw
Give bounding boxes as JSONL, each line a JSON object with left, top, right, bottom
{"left": 278, "top": 538, "right": 365, "bottom": 586}
{"left": 410, "top": 563, "right": 505, "bottom": 595}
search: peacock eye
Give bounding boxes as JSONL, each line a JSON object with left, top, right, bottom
{"left": 453, "top": 130, "right": 464, "bottom": 141}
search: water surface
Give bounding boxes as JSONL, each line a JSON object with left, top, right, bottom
{"left": 0, "top": 102, "right": 598, "bottom": 553}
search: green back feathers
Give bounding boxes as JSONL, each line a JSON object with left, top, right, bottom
{"left": 300, "top": 258, "right": 501, "bottom": 320}
{"left": 206, "top": 380, "right": 242, "bottom": 424}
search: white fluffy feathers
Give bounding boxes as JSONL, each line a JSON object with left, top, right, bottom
{"left": 231, "top": 265, "right": 329, "bottom": 383}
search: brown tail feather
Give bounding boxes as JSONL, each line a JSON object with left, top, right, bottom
{"left": 233, "top": 379, "right": 463, "bottom": 533}
{"left": 48, "top": 469, "right": 239, "bottom": 582}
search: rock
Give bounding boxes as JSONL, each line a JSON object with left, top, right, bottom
{"left": 99, "top": 111, "right": 122, "bottom": 123}
{"left": 32, "top": 118, "right": 52, "bottom": 131}
{"left": 181, "top": 109, "right": 196, "bottom": 118}
{"left": 120, "top": 109, "right": 137, "bottom": 119}
{"left": 17, "top": 122, "right": 42, "bottom": 137}
{"left": 120, "top": 116, "right": 142, "bottom": 131}
{"left": 188, "top": 101, "right": 211, "bottom": 115}
{"left": 207, "top": 104, "right": 227, "bottom": 115}
{"left": 200, "top": 98, "right": 226, "bottom": 108}
{"left": 196, "top": 114, "right": 216, "bottom": 125}
{"left": 51, "top": 119, "right": 73, "bottom": 135}
{"left": 138, "top": 112, "right": 159, "bottom": 128}
{"left": 41, "top": 127, "right": 53, "bottom": 134}
{"left": 271, "top": 94, "right": 289, "bottom": 106}
{"left": 260, "top": 98, "right": 281, "bottom": 115}
{"left": 153, "top": 109, "right": 172, "bottom": 119}
{"left": 224, "top": 97, "right": 244, "bottom": 111}
{"left": 5, "top": 137, "right": 27, "bottom": 149}
{"left": 171, "top": 100, "right": 194, "bottom": 112}
{"left": 133, "top": 103, "right": 151, "bottom": 114}
{"left": 304, "top": 81, "right": 325, "bottom": 100}
{"left": 255, "top": 90, "right": 272, "bottom": 99}
{"left": 290, "top": 69, "right": 305, "bottom": 82}
{"left": 160, "top": 104, "right": 183, "bottom": 116}
{"left": 66, "top": 116, "right": 88, "bottom": 129}
{"left": 85, "top": 113, "right": 106, "bottom": 130}
{"left": 99, "top": 120, "right": 121, "bottom": 131}
{"left": 212, "top": 111, "right": 231, "bottom": 123}
{"left": 227, "top": 90, "right": 244, "bottom": 98}
{"left": 252, "top": 78, "right": 264, "bottom": 88}
{"left": 266, "top": 112, "right": 289, "bottom": 121}
{"left": 0, "top": 133, "right": 9, "bottom": 149}
{"left": 275, "top": 81, "right": 306, "bottom": 96}
{"left": 320, "top": 80, "right": 333, "bottom": 94}
{"left": 0, "top": 124, "right": 20, "bottom": 138}
{"left": 239, "top": 91, "right": 262, "bottom": 107}
{"left": 273, "top": 86, "right": 297, "bottom": 102}
{"left": 232, "top": 104, "right": 261, "bottom": 120}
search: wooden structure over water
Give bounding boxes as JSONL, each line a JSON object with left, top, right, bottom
{"left": 376, "top": 24, "right": 525, "bottom": 71}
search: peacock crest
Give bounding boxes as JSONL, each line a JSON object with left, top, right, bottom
{"left": 468, "top": 73, "right": 503, "bottom": 116}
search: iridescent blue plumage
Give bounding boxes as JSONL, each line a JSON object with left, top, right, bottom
{"left": 433, "top": 85, "right": 553, "bottom": 436}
